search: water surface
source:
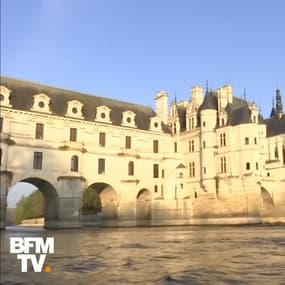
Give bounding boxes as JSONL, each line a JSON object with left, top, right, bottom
{"left": 1, "top": 225, "right": 285, "bottom": 285}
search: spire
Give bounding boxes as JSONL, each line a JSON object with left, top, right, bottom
{"left": 206, "top": 80, "right": 209, "bottom": 94}
{"left": 270, "top": 96, "right": 277, "bottom": 118}
{"left": 174, "top": 92, "right": 177, "bottom": 104}
{"left": 276, "top": 89, "right": 283, "bottom": 118}
{"left": 243, "top": 88, "right": 246, "bottom": 101}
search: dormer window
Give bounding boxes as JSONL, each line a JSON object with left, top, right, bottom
{"left": 121, "top": 110, "right": 136, "bottom": 128}
{"left": 66, "top": 100, "right": 84, "bottom": 119}
{"left": 95, "top": 105, "right": 111, "bottom": 124}
{"left": 31, "top": 93, "right": 51, "bottom": 113}
{"left": 0, "top": 85, "right": 12, "bottom": 107}
{"left": 219, "top": 112, "right": 227, "bottom": 127}
{"left": 149, "top": 116, "right": 162, "bottom": 132}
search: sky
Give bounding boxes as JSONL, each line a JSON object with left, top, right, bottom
{"left": 1, "top": 0, "right": 285, "bottom": 205}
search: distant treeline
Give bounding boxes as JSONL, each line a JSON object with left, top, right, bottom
{"left": 13, "top": 191, "right": 44, "bottom": 224}
{"left": 13, "top": 188, "right": 102, "bottom": 224}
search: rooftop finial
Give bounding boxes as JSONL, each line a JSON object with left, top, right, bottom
{"left": 243, "top": 88, "right": 246, "bottom": 101}
{"left": 206, "top": 80, "right": 209, "bottom": 94}
{"left": 174, "top": 92, "right": 177, "bottom": 104}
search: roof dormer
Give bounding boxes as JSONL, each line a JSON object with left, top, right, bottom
{"left": 95, "top": 105, "right": 112, "bottom": 124}
{"left": 149, "top": 116, "right": 162, "bottom": 132}
{"left": 121, "top": 110, "right": 137, "bottom": 128}
{"left": 66, "top": 100, "right": 84, "bottom": 119}
{"left": 31, "top": 93, "right": 52, "bottom": 113}
{"left": 0, "top": 85, "right": 12, "bottom": 107}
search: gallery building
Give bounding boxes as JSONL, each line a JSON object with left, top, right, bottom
{"left": 0, "top": 77, "right": 284, "bottom": 228}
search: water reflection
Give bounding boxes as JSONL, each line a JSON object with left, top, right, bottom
{"left": 1, "top": 225, "right": 285, "bottom": 285}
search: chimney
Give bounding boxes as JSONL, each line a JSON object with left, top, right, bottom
{"left": 155, "top": 91, "right": 169, "bottom": 124}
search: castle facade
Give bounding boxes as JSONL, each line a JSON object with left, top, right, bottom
{"left": 0, "top": 77, "right": 284, "bottom": 228}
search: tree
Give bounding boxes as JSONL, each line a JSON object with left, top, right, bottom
{"left": 82, "top": 187, "right": 102, "bottom": 214}
{"left": 13, "top": 190, "right": 44, "bottom": 224}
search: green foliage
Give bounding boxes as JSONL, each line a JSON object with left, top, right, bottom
{"left": 82, "top": 187, "right": 102, "bottom": 215}
{"left": 13, "top": 190, "right": 44, "bottom": 224}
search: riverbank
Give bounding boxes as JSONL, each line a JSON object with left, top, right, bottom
{"left": 16, "top": 214, "right": 285, "bottom": 228}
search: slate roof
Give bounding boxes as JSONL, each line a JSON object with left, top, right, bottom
{"left": 197, "top": 90, "right": 253, "bottom": 127}
{"left": 0, "top": 76, "right": 171, "bottom": 133}
{"left": 177, "top": 105, "right": 187, "bottom": 132}
{"left": 264, "top": 115, "right": 285, "bottom": 137}
{"left": 226, "top": 104, "right": 251, "bottom": 126}
{"left": 270, "top": 107, "right": 277, "bottom": 118}
{"left": 199, "top": 91, "right": 218, "bottom": 110}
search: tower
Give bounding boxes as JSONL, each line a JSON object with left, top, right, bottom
{"left": 276, "top": 89, "right": 283, "bottom": 119}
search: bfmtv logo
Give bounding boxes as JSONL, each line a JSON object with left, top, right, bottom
{"left": 10, "top": 237, "right": 54, "bottom": 272}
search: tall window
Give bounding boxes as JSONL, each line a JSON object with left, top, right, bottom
{"left": 274, "top": 146, "right": 279, "bottom": 159}
{"left": 99, "top": 132, "right": 106, "bottom": 147}
{"left": 203, "top": 141, "right": 206, "bottom": 148}
{"left": 153, "top": 164, "right": 159, "bottom": 178}
{"left": 189, "top": 118, "right": 195, "bottom": 130}
{"left": 220, "top": 133, "right": 226, "bottom": 147}
{"left": 70, "top": 128, "right": 77, "bottom": 142}
{"left": 0, "top": 148, "right": 2, "bottom": 166}
{"left": 173, "top": 123, "right": 177, "bottom": 134}
{"left": 282, "top": 146, "right": 285, "bottom": 165}
{"left": 189, "top": 162, "right": 195, "bottom": 177}
{"left": 35, "top": 123, "right": 44, "bottom": 140}
{"left": 246, "top": 162, "right": 250, "bottom": 170}
{"left": 189, "top": 140, "right": 194, "bottom": 152}
{"left": 221, "top": 157, "right": 227, "bottom": 173}
{"left": 125, "top": 136, "right": 131, "bottom": 149}
{"left": 33, "top": 152, "right": 43, "bottom": 170}
{"left": 128, "top": 161, "right": 134, "bottom": 176}
{"left": 174, "top": 142, "right": 177, "bottom": 153}
{"left": 153, "top": 140, "right": 159, "bottom": 153}
{"left": 98, "top": 158, "right": 105, "bottom": 174}
{"left": 0, "top": 117, "right": 3, "bottom": 132}
{"left": 245, "top": 137, "right": 249, "bottom": 145}
{"left": 254, "top": 137, "right": 257, "bottom": 144}
{"left": 70, "top": 155, "right": 79, "bottom": 172}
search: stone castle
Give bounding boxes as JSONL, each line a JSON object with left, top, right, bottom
{"left": 0, "top": 76, "right": 284, "bottom": 228}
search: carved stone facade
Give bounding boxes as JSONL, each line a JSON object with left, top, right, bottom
{"left": 0, "top": 77, "right": 284, "bottom": 228}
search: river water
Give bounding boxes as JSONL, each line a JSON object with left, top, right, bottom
{"left": 1, "top": 225, "right": 285, "bottom": 285}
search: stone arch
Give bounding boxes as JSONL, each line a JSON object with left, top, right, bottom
{"left": 7, "top": 177, "right": 59, "bottom": 227}
{"left": 136, "top": 188, "right": 152, "bottom": 222}
{"left": 261, "top": 186, "right": 275, "bottom": 207}
{"left": 82, "top": 182, "right": 118, "bottom": 220}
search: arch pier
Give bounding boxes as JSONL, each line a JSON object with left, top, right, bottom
{"left": 0, "top": 173, "right": 86, "bottom": 229}
{"left": 0, "top": 171, "right": 12, "bottom": 229}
